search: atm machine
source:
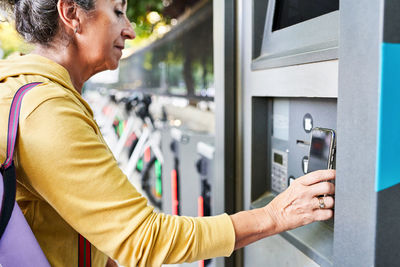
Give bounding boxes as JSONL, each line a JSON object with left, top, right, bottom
{"left": 212, "top": 0, "right": 400, "bottom": 266}
{"left": 239, "top": 1, "right": 339, "bottom": 265}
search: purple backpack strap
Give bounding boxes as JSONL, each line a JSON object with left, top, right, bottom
{"left": 0, "top": 82, "right": 42, "bottom": 238}
{"left": 2, "top": 82, "right": 42, "bottom": 169}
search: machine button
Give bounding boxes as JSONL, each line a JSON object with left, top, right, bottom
{"left": 302, "top": 156, "right": 309, "bottom": 174}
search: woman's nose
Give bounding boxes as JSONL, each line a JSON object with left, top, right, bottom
{"left": 122, "top": 18, "right": 136, "bottom": 40}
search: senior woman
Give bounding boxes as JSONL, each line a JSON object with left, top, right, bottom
{"left": 0, "top": 0, "right": 335, "bottom": 266}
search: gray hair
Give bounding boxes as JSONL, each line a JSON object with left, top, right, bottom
{"left": 1, "top": 0, "right": 96, "bottom": 45}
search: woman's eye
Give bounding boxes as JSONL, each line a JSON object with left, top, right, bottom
{"left": 115, "top": 10, "right": 124, "bottom": 17}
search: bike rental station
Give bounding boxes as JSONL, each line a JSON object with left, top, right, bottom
{"left": 81, "top": 0, "right": 400, "bottom": 266}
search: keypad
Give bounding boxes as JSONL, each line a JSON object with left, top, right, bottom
{"left": 271, "top": 149, "right": 288, "bottom": 193}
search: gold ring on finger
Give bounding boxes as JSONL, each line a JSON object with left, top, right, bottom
{"left": 318, "top": 197, "right": 325, "bottom": 209}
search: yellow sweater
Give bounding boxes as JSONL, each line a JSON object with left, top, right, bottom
{"left": 0, "top": 54, "right": 235, "bottom": 267}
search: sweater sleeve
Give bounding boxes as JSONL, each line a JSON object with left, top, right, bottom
{"left": 18, "top": 96, "right": 235, "bottom": 267}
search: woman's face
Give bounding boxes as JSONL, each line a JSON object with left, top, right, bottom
{"left": 78, "top": 0, "right": 135, "bottom": 72}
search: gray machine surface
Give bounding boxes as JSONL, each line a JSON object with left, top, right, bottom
{"left": 253, "top": 0, "right": 339, "bottom": 69}
{"left": 233, "top": 0, "right": 400, "bottom": 266}
{"left": 333, "top": 1, "right": 382, "bottom": 266}
{"left": 161, "top": 127, "right": 217, "bottom": 267}
{"left": 162, "top": 127, "right": 214, "bottom": 216}
{"left": 273, "top": 98, "right": 337, "bottom": 192}
{"left": 238, "top": 0, "right": 339, "bottom": 266}
{"left": 245, "top": 235, "right": 319, "bottom": 267}
{"left": 250, "top": 98, "right": 336, "bottom": 266}
{"left": 213, "top": 0, "right": 240, "bottom": 265}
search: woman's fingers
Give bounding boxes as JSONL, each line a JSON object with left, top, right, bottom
{"left": 313, "top": 209, "right": 334, "bottom": 221}
{"left": 309, "top": 181, "right": 335, "bottom": 196}
{"left": 314, "top": 196, "right": 335, "bottom": 210}
{"left": 264, "top": 169, "right": 336, "bottom": 233}
{"left": 299, "top": 169, "right": 336, "bottom": 186}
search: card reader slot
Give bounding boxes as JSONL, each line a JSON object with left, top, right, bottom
{"left": 296, "top": 139, "right": 310, "bottom": 146}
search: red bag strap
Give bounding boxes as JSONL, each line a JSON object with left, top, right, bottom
{"left": 78, "top": 234, "right": 92, "bottom": 267}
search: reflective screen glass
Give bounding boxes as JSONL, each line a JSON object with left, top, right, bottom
{"left": 118, "top": 5, "right": 214, "bottom": 99}
{"left": 272, "top": 0, "right": 339, "bottom": 31}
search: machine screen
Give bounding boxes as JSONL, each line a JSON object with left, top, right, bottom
{"left": 272, "top": 0, "right": 339, "bottom": 31}
{"left": 274, "top": 153, "right": 283, "bottom": 165}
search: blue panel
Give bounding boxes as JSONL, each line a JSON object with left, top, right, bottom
{"left": 376, "top": 43, "right": 400, "bottom": 192}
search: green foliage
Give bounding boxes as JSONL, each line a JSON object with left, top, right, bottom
{"left": 126, "top": 0, "right": 165, "bottom": 38}
{"left": 126, "top": 0, "right": 164, "bottom": 22}
{"left": 124, "top": 1, "right": 173, "bottom": 49}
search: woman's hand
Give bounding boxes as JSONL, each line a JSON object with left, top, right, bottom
{"left": 264, "top": 169, "right": 335, "bottom": 233}
{"left": 230, "top": 169, "right": 335, "bottom": 250}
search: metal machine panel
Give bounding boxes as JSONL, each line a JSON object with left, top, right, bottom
{"left": 334, "top": 1, "right": 386, "bottom": 266}
{"left": 240, "top": 0, "right": 339, "bottom": 266}
{"left": 245, "top": 235, "right": 319, "bottom": 267}
{"left": 253, "top": 0, "right": 339, "bottom": 69}
{"left": 161, "top": 127, "right": 216, "bottom": 267}
{"left": 218, "top": 0, "right": 400, "bottom": 265}
{"left": 269, "top": 98, "right": 337, "bottom": 194}
{"left": 250, "top": 97, "right": 336, "bottom": 266}
{"left": 287, "top": 99, "right": 337, "bottom": 181}
{"left": 179, "top": 132, "right": 214, "bottom": 217}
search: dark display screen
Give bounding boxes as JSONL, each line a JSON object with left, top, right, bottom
{"left": 307, "top": 129, "right": 334, "bottom": 173}
{"left": 272, "top": 0, "right": 339, "bottom": 32}
{"left": 274, "top": 153, "right": 283, "bottom": 165}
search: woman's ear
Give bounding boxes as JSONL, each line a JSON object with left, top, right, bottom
{"left": 57, "top": 0, "right": 80, "bottom": 34}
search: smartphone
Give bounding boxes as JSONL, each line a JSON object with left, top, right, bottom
{"left": 307, "top": 127, "right": 336, "bottom": 173}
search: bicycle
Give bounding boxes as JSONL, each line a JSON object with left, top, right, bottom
{"left": 121, "top": 94, "right": 164, "bottom": 210}
{"left": 84, "top": 90, "right": 164, "bottom": 210}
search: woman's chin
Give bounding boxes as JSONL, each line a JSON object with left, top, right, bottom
{"left": 93, "top": 59, "right": 120, "bottom": 75}
{"left": 105, "top": 60, "right": 120, "bottom": 71}
{"left": 109, "top": 62, "right": 119, "bottom": 70}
